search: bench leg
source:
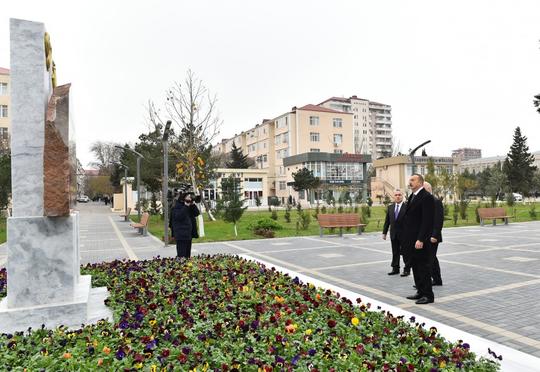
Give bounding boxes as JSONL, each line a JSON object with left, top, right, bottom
{"left": 124, "top": 215, "right": 129, "bottom": 222}
{"left": 320, "top": 227, "right": 323, "bottom": 238}
{"left": 138, "top": 227, "right": 143, "bottom": 235}
{"left": 143, "top": 227, "right": 148, "bottom": 236}
{"left": 504, "top": 218, "right": 508, "bottom": 225}
{"left": 339, "top": 227, "right": 343, "bottom": 237}
{"left": 492, "top": 219, "right": 496, "bottom": 226}
{"left": 358, "top": 226, "right": 362, "bottom": 235}
{"left": 480, "top": 219, "right": 484, "bottom": 226}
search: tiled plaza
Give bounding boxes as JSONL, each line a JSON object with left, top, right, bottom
{"left": 1, "top": 203, "right": 539, "bottom": 365}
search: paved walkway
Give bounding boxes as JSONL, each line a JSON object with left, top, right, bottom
{"left": 1, "top": 202, "right": 540, "bottom": 361}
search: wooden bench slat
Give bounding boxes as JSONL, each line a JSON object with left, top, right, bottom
{"left": 317, "top": 213, "right": 365, "bottom": 237}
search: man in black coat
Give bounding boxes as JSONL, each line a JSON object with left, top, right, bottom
{"left": 382, "top": 189, "right": 408, "bottom": 276}
{"left": 402, "top": 174, "right": 435, "bottom": 304}
{"left": 424, "top": 182, "right": 444, "bottom": 286}
{"left": 171, "top": 193, "right": 194, "bottom": 258}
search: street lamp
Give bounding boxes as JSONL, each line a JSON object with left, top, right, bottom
{"left": 117, "top": 163, "right": 129, "bottom": 221}
{"left": 162, "top": 120, "right": 172, "bottom": 246}
{"left": 116, "top": 145, "right": 145, "bottom": 221}
{"left": 409, "top": 140, "right": 431, "bottom": 175}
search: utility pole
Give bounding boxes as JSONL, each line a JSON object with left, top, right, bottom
{"left": 116, "top": 145, "right": 144, "bottom": 221}
{"left": 162, "top": 121, "right": 172, "bottom": 246}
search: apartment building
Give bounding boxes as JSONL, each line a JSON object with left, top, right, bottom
{"left": 458, "top": 151, "right": 540, "bottom": 174}
{"left": 0, "top": 67, "right": 9, "bottom": 150}
{"left": 319, "top": 96, "right": 392, "bottom": 159}
{"left": 217, "top": 104, "right": 372, "bottom": 205}
{"left": 452, "top": 148, "right": 482, "bottom": 163}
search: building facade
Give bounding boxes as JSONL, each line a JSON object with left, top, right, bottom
{"left": 458, "top": 151, "right": 540, "bottom": 174}
{"left": 0, "top": 67, "right": 9, "bottom": 150}
{"left": 217, "top": 103, "right": 375, "bottom": 205}
{"left": 319, "top": 96, "right": 392, "bottom": 159}
{"left": 204, "top": 168, "right": 269, "bottom": 207}
{"left": 372, "top": 155, "right": 457, "bottom": 198}
{"left": 452, "top": 148, "right": 482, "bottom": 162}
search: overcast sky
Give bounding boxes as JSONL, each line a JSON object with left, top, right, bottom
{"left": 1, "top": 0, "right": 539, "bottom": 167}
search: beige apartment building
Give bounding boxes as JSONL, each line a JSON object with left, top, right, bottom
{"left": 0, "top": 67, "right": 9, "bottom": 149}
{"left": 319, "top": 96, "right": 392, "bottom": 159}
{"left": 216, "top": 104, "right": 372, "bottom": 205}
{"left": 371, "top": 155, "right": 456, "bottom": 199}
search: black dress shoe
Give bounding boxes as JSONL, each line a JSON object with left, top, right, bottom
{"left": 406, "top": 293, "right": 422, "bottom": 300}
{"left": 432, "top": 280, "right": 443, "bottom": 286}
{"left": 400, "top": 271, "right": 410, "bottom": 277}
{"left": 388, "top": 270, "right": 400, "bottom": 275}
{"left": 415, "top": 296, "right": 434, "bottom": 304}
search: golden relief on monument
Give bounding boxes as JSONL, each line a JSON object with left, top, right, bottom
{"left": 44, "top": 32, "right": 57, "bottom": 88}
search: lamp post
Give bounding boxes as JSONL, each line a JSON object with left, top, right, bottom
{"left": 116, "top": 145, "right": 144, "bottom": 221}
{"left": 117, "top": 163, "right": 129, "bottom": 221}
{"left": 162, "top": 121, "right": 172, "bottom": 246}
{"left": 409, "top": 140, "right": 431, "bottom": 175}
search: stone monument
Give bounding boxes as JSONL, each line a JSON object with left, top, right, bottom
{"left": 0, "top": 18, "right": 112, "bottom": 333}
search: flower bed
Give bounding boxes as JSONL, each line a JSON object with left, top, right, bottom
{"left": 0, "top": 256, "right": 499, "bottom": 370}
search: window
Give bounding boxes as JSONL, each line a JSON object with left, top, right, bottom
{"left": 310, "top": 132, "right": 320, "bottom": 142}
{"left": 334, "top": 149, "right": 343, "bottom": 154}
{"left": 310, "top": 148, "right": 320, "bottom": 152}
{"left": 279, "top": 181, "right": 286, "bottom": 190}
{"left": 0, "top": 83, "right": 7, "bottom": 95}
{"left": 333, "top": 118, "right": 343, "bottom": 128}
{"left": 279, "top": 166, "right": 285, "bottom": 175}
{"left": 0, "top": 127, "right": 7, "bottom": 140}
{"left": 333, "top": 134, "right": 343, "bottom": 145}
{"left": 309, "top": 116, "right": 319, "bottom": 126}
{"left": 0, "top": 105, "right": 7, "bottom": 118}
{"left": 263, "top": 154, "right": 268, "bottom": 162}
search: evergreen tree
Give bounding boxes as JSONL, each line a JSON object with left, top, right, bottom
{"left": 425, "top": 158, "right": 439, "bottom": 196}
{"left": 503, "top": 127, "right": 537, "bottom": 194}
{"left": 292, "top": 167, "right": 320, "bottom": 204}
{"left": 226, "top": 142, "right": 250, "bottom": 169}
{"left": 216, "top": 176, "right": 247, "bottom": 237}
{"left": 534, "top": 93, "right": 540, "bottom": 114}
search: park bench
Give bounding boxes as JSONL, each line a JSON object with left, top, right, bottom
{"left": 477, "top": 207, "right": 513, "bottom": 226}
{"left": 119, "top": 207, "right": 131, "bottom": 222}
{"left": 317, "top": 213, "right": 366, "bottom": 237}
{"left": 130, "top": 212, "right": 150, "bottom": 236}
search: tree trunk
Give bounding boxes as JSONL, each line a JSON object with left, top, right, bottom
{"left": 234, "top": 223, "right": 238, "bottom": 237}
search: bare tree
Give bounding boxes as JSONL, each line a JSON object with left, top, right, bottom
{"left": 148, "top": 70, "right": 222, "bottom": 220}
{"left": 89, "top": 141, "right": 123, "bottom": 174}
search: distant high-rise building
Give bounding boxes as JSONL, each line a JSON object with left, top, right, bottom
{"left": 318, "top": 96, "right": 392, "bottom": 159}
{"left": 0, "top": 67, "right": 10, "bottom": 150}
{"left": 452, "top": 148, "right": 482, "bottom": 162}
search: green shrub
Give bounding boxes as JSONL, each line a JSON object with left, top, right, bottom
{"left": 284, "top": 203, "right": 292, "bottom": 223}
{"left": 321, "top": 205, "right": 327, "bottom": 214}
{"left": 271, "top": 209, "right": 278, "bottom": 221}
{"left": 453, "top": 202, "right": 459, "bottom": 225}
{"left": 459, "top": 199, "right": 470, "bottom": 220}
{"left": 254, "top": 227, "right": 275, "bottom": 238}
{"left": 297, "top": 210, "right": 311, "bottom": 230}
{"left": 248, "top": 217, "right": 283, "bottom": 231}
{"left": 529, "top": 204, "right": 537, "bottom": 220}
{"left": 337, "top": 206, "right": 344, "bottom": 213}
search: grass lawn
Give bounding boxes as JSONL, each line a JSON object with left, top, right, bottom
{"left": 145, "top": 202, "right": 540, "bottom": 244}
{"left": 0, "top": 217, "right": 5, "bottom": 245}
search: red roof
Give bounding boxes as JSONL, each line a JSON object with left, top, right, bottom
{"left": 0, "top": 67, "right": 9, "bottom": 75}
{"left": 297, "top": 104, "right": 352, "bottom": 114}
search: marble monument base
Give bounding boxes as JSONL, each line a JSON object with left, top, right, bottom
{"left": 0, "top": 213, "right": 112, "bottom": 333}
{"left": 0, "top": 275, "right": 112, "bottom": 334}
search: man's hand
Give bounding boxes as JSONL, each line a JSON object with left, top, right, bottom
{"left": 382, "top": 234, "right": 387, "bottom": 240}
{"left": 430, "top": 237, "right": 438, "bottom": 243}
{"left": 415, "top": 240, "right": 424, "bottom": 249}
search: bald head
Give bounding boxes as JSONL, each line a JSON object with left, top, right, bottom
{"left": 424, "top": 181, "right": 432, "bottom": 194}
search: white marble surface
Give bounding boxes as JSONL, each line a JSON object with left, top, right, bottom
{"left": 9, "top": 18, "right": 51, "bottom": 217}
{"left": 0, "top": 275, "right": 112, "bottom": 333}
{"left": 6, "top": 214, "right": 79, "bottom": 307}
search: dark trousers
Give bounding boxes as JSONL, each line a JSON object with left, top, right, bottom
{"left": 390, "top": 238, "right": 401, "bottom": 269}
{"left": 411, "top": 243, "right": 434, "bottom": 300}
{"left": 401, "top": 245, "right": 412, "bottom": 272}
{"left": 431, "top": 243, "right": 442, "bottom": 284}
{"left": 176, "top": 239, "right": 192, "bottom": 258}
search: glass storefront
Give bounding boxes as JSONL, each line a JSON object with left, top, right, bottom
{"left": 303, "top": 161, "right": 364, "bottom": 183}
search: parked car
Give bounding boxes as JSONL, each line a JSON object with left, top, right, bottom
{"left": 77, "top": 195, "right": 90, "bottom": 203}
{"left": 513, "top": 193, "right": 523, "bottom": 202}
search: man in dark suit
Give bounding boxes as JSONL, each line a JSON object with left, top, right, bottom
{"left": 424, "top": 182, "right": 443, "bottom": 286}
{"left": 382, "top": 189, "right": 408, "bottom": 276}
{"left": 402, "top": 174, "right": 435, "bottom": 304}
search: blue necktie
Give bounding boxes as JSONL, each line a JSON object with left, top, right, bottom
{"left": 394, "top": 204, "right": 399, "bottom": 219}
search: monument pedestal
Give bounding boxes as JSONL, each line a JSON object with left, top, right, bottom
{"left": 0, "top": 213, "right": 112, "bottom": 333}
